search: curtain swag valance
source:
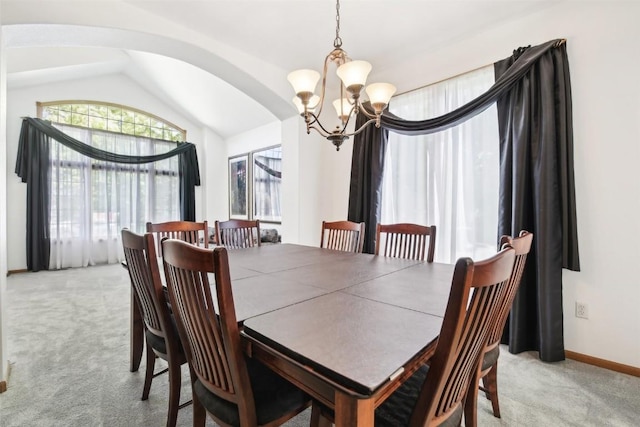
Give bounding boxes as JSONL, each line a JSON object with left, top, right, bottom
{"left": 365, "top": 38, "right": 567, "bottom": 136}
{"left": 17, "top": 117, "right": 201, "bottom": 169}
{"left": 254, "top": 158, "right": 282, "bottom": 179}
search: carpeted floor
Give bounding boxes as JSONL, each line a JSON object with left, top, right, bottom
{"left": 1, "top": 264, "right": 638, "bottom": 426}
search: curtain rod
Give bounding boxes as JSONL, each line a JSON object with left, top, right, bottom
{"left": 394, "top": 38, "right": 567, "bottom": 99}
{"left": 393, "top": 62, "right": 495, "bottom": 98}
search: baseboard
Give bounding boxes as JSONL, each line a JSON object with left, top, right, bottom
{"left": 7, "top": 269, "right": 28, "bottom": 276}
{"left": 565, "top": 350, "right": 640, "bottom": 377}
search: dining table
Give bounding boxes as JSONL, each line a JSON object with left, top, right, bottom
{"left": 128, "top": 243, "right": 454, "bottom": 426}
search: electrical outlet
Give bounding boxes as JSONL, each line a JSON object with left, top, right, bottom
{"left": 575, "top": 302, "right": 589, "bottom": 319}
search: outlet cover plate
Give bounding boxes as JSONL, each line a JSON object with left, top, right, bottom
{"left": 575, "top": 302, "right": 589, "bottom": 319}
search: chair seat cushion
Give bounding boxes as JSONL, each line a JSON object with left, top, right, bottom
{"left": 145, "top": 329, "right": 167, "bottom": 355}
{"left": 375, "top": 365, "right": 462, "bottom": 427}
{"left": 481, "top": 345, "right": 500, "bottom": 371}
{"left": 145, "top": 314, "right": 182, "bottom": 359}
{"left": 193, "top": 357, "right": 309, "bottom": 426}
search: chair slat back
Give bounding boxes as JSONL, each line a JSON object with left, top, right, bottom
{"left": 146, "top": 220, "right": 209, "bottom": 256}
{"left": 375, "top": 223, "right": 436, "bottom": 262}
{"left": 410, "top": 247, "right": 516, "bottom": 426}
{"left": 121, "top": 230, "right": 165, "bottom": 337}
{"left": 161, "top": 240, "right": 255, "bottom": 410}
{"left": 215, "top": 219, "right": 261, "bottom": 249}
{"left": 320, "top": 220, "right": 365, "bottom": 253}
{"left": 486, "top": 231, "right": 533, "bottom": 346}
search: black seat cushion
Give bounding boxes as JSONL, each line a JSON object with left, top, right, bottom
{"left": 375, "top": 365, "right": 463, "bottom": 427}
{"left": 145, "top": 314, "right": 182, "bottom": 358}
{"left": 193, "top": 357, "right": 309, "bottom": 426}
{"left": 481, "top": 345, "right": 500, "bottom": 371}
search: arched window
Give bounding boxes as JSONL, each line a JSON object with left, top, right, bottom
{"left": 38, "top": 101, "right": 186, "bottom": 141}
{"left": 38, "top": 101, "right": 187, "bottom": 269}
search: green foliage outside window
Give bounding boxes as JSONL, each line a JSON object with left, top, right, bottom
{"left": 40, "top": 101, "right": 185, "bottom": 142}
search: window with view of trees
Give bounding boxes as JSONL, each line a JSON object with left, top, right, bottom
{"left": 39, "top": 101, "right": 186, "bottom": 269}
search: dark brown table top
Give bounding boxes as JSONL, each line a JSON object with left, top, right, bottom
{"left": 243, "top": 292, "right": 444, "bottom": 395}
{"left": 235, "top": 244, "right": 454, "bottom": 395}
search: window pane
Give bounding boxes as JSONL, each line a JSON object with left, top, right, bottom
{"left": 381, "top": 65, "right": 499, "bottom": 264}
{"left": 253, "top": 146, "right": 282, "bottom": 222}
{"left": 89, "top": 116, "right": 107, "bottom": 130}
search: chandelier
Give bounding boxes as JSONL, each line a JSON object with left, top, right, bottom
{"left": 287, "top": 0, "right": 396, "bottom": 151}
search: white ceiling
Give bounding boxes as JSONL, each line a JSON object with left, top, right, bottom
{"left": 2, "top": 0, "right": 563, "bottom": 138}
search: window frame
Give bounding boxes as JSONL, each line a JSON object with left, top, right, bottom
{"left": 37, "top": 100, "right": 187, "bottom": 141}
{"left": 228, "top": 144, "right": 283, "bottom": 224}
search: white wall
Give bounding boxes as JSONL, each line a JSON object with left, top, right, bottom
{"left": 295, "top": 130, "right": 352, "bottom": 246}
{"left": 5, "top": 73, "right": 211, "bottom": 271}
{"left": 226, "top": 121, "right": 281, "bottom": 158}
{"left": 280, "top": 117, "right": 301, "bottom": 244}
{"left": 202, "top": 127, "right": 227, "bottom": 226}
{"left": 316, "top": 2, "right": 640, "bottom": 367}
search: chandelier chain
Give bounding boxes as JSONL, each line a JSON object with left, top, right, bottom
{"left": 334, "top": 0, "right": 342, "bottom": 48}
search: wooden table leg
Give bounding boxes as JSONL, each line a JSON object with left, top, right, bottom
{"left": 130, "top": 290, "right": 144, "bottom": 372}
{"left": 334, "top": 391, "right": 375, "bottom": 427}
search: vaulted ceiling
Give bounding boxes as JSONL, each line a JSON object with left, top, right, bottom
{"left": 2, "top": 0, "right": 563, "bottom": 138}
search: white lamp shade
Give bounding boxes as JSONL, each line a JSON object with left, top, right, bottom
{"left": 366, "top": 82, "right": 397, "bottom": 105}
{"left": 287, "top": 69, "right": 321, "bottom": 95}
{"left": 332, "top": 98, "right": 352, "bottom": 118}
{"left": 336, "top": 60, "right": 372, "bottom": 88}
{"left": 293, "top": 95, "right": 320, "bottom": 114}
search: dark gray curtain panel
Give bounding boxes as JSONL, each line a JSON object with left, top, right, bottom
{"left": 347, "top": 112, "right": 388, "bottom": 254}
{"left": 495, "top": 41, "right": 579, "bottom": 362}
{"left": 14, "top": 119, "right": 51, "bottom": 272}
{"left": 348, "top": 39, "right": 579, "bottom": 362}
{"left": 15, "top": 117, "right": 201, "bottom": 271}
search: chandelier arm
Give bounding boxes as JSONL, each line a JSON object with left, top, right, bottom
{"left": 310, "top": 103, "right": 369, "bottom": 139}
{"left": 305, "top": 112, "right": 320, "bottom": 127}
{"left": 308, "top": 125, "right": 331, "bottom": 138}
{"left": 306, "top": 112, "right": 337, "bottom": 137}
{"left": 358, "top": 106, "right": 377, "bottom": 120}
{"left": 309, "top": 117, "right": 377, "bottom": 140}
{"left": 343, "top": 117, "right": 379, "bottom": 138}
{"left": 314, "top": 51, "right": 339, "bottom": 120}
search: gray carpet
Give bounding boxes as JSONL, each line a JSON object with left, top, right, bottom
{"left": 1, "top": 264, "right": 638, "bottom": 426}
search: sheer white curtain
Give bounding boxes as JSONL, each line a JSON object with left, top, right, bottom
{"left": 381, "top": 66, "right": 499, "bottom": 264}
{"left": 49, "top": 125, "right": 180, "bottom": 269}
{"left": 253, "top": 146, "right": 282, "bottom": 222}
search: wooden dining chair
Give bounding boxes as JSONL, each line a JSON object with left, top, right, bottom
{"left": 319, "top": 220, "right": 365, "bottom": 253}
{"left": 121, "top": 229, "right": 190, "bottom": 427}
{"left": 370, "top": 247, "right": 516, "bottom": 426}
{"left": 146, "top": 220, "right": 209, "bottom": 256}
{"left": 214, "top": 219, "right": 261, "bottom": 249}
{"left": 465, "top": 230, "right": 533, "bottom": 426}
{"left": 161, "top": 239, "right": 311, "bottom": 426}
{"left": 375, "top": 223, "right": 437, "bottom": 262}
